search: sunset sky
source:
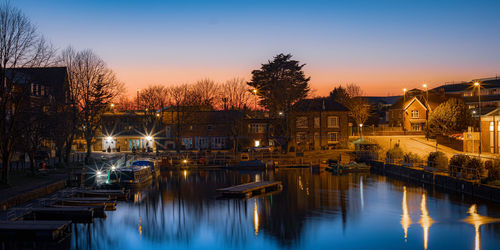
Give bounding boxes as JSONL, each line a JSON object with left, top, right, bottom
{"left": 15, "top": 0, "right": 500, "bottom": 97}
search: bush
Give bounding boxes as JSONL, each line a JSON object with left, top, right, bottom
{"left": 485, "top": 158, "right": 500, "bottom": 180}
{"left": 466, "top": 158, "right": 483, "bottom": 179}
{"left": 403, "top": 152, "right": 421, "bottom": 165}
{"left": 427, "top": 151, "right": 448, "bottom": 170}
{"left": 385, "top": 145, "right": 404, "bottom": 162}
{"left": 449, "top": 154, "right": 470, "bottom": 177}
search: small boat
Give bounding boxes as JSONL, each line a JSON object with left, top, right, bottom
{"left": 236, "top": 160, "right": 266, "bottom": 169}
{"left": 132, "top": 159, "right": 160, "bottom": 177}
{"left": 109, "top": 165, "right": 153, "bottom": 188}
{"left": 327, "top": 162, "right": 371, "bottom": 175}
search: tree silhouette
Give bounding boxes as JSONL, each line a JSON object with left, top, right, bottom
{"left": 247, "top": 53, "right": 310, "bottom": 116}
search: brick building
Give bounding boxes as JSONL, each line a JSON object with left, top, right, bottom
{"left": 289, "top": 98, "right": 349, "bottom": 151}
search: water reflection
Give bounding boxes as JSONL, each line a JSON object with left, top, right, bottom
{"left": 254, "top": 199, "right": 259, "bottom": 235}
{"left": 463, "top": 204, "right": 500, "bottom": 250}
{"left": 419, "top": 193, "right": 434, "bottom": 250}
{"left": 70, "top": 169, "right": 500, "bottom": 250}
{"left": 401, "top": 186, "right": 411, "bottom": 241}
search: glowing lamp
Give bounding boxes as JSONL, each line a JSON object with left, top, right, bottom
{"left": 145, "top": 136, "right": 153, "bottom": 141}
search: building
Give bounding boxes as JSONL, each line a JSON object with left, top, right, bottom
{"left": 162, "top": 110, "right": 244, "bottom": 151}
{"left": 94, "top": 111, "right": 162, "bottom": 152}
{"left": 5, "top": 67, "right": 70, "bottom": 156}
{"left": 289, "top": 98, "right": 349, "bottom": 151}
{"left": 479, "top": 108, "right": 500, "bottom": 154}
{"left": 433, "top": 77, "right": 500, "bottom": 114}
{"left": 388, "top": 89, "right": 459, "bottom": 132}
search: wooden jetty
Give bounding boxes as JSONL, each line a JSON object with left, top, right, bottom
{"left": 58, "top": 197, "right": 116, "bottom": 211}
{"left": 0, "top": 220, "right": 71, "bottom": 241}
{"left": 50, "top": 204, "right": 107, "bottom": 218}
{"left": 76, "top": 189, "right": 129, "bottom": 201}
{"left": 217, "top": 181, "right": 283, "bottom": 198}
{"left": 24, "top": 207, "right": 94, "bottom": 223}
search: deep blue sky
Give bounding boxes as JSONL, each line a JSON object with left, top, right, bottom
{"left": 13, "top": 0, "right": 500, "bottom": 96}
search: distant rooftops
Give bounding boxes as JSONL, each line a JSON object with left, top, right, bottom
{"left": 293, "top": 97, "right": 348, "bottom": 112}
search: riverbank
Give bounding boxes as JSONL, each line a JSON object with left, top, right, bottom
{"left": 368, "top": 160, "right": 500, "bottom": 203}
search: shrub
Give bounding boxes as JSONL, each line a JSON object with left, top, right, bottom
{"left": 385, "top": 145, "right": 404, "bottom": 162}
{"left": 403, "top": 152, "right": 421, "bottom": 165}
{"left": 485, "top": 158, "right": 500, "bottom": 180}
{"left": 466, "top": 158, "right": 483, "bottom": 179}
{"left": 427, "top": 151, "right": 448, "bottom": 170}
{"left": 449, "top": 154, "right": 470, "bottom": 177}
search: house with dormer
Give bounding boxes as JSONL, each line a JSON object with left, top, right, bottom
{"left": 388, "top": 88, "right": 460, "bottom": 132}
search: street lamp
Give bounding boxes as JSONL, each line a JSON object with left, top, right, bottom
{"left": 474, "top": 81, "right": 481, "bottom": 156}
{"left": 423, "top": 84, "right": 429, "bottom": 139}
{"left": 252, "top": 89, "right": 258, "bottom": 111}
{"left": 359, "top": 123, "right": 363, "bottom": 139}
{"left": 403, "top": 88, "right": 407, "bottom": 134}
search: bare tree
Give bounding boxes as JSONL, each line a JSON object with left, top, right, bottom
{"left": 191, "top": 78, "right": 220, "bottom": 108}
{"left": 0, "top": 3, "right": 55, "bottom": 183}
{"left": 220, "top": 78, "right": 252, "bottom": 110}
{"left": 137, "top": 85, "right": 170, "bottom": 112}
{"left": 335, "top": 83, "right": 370, "bottom": 130}
{"left": 62, "top": 48, "right": 123, "bottom": 162}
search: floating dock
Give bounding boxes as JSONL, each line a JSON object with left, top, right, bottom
{"left": 0, "top": 220, "right": 71, "bottom": 241}
{"left": 76, "top": 189, "right": 129, "bottom": 201}
{"left": 58, "top": 197, "right": 116, "bottom": 211}
{"left": 24, "top": 207, "right": 95, "bottom": 223}
{"left": 217, "top": 181, "right": 283, "bottom": 198}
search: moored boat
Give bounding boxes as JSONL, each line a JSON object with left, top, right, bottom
{"left": 109, "top": 165, "right": 153, "bottom": 188}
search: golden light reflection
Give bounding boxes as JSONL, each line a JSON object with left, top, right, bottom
{"left": 419, "top": 193, "right": 433, "bottom": 250}
{"left": 463, "top": 204, "right": 500, "bottom": 250}
{"left": 183, "top": 170, "right": 187, "bottom": 179}
{"left": 298, "top": 176, "right": 304, "bottom": 190}
{"left": 254, "top": 199, "right": 259, "bottom": 236}
{"left": 134, "top": 191, "right": 142, "bottom": 204}
{"left": 138, "top": 216, "right": 142, "bottom": 236}
{"left": 401, "top": 186, "right": 411, "bottom": 241}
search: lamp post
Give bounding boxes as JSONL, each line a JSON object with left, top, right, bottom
{"left": 474, "top": 81, "right": 481, "bottom": 156}
{"left": 359, "top": 123, "right": 363, "bottom": 139}
{"left": 423, "top": 84, "right": 429, "bottom": 139}
{"left": 252, "top": 88, "right": 258, "bottom": 112}
{"left": 403, "top": 88, "right": 407, "bottom": 134}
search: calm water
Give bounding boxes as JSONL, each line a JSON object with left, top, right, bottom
{"left": 71, "top": 169, "right": 500, "bottom": 250}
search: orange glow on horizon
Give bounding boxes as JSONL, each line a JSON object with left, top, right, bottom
{"left": 113, "top": 65, "right": 496, "bottom": 98}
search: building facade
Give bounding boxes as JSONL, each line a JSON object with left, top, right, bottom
{"left": 289, "top": 98, "right": 349, "bottom": 151}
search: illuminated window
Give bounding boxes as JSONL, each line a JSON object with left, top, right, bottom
{"left": 296, "top": 117, "right": 308, "bottom": 128}
{"left": 411, "top": 110, "right": 419, "bottom": 118}
{"left": 327, "top": 132, "right": 339, "bottom": 142}
{"left": 327, "top": 116, "right": 339, "bottom": 128}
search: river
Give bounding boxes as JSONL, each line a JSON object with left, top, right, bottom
{"left": 71, "top": 169, "right": 500, "bottom": 250}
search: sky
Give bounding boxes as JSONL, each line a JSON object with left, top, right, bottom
{"left": 13, "top": 0, "right": 500, "bottom": 96}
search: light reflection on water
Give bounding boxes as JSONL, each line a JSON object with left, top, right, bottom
{"left": 71, "top": 169, "right": 500, "bottom": 250}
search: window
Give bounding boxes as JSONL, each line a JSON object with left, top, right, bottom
{"left": 490, "top": 121, "right": 494, "bottom": 153}
{"left": 327, "top": 132, "right": 338, "bottom": 142}
{"left": 314, "top": 117, "right": 320, "bottom": 128}
{"left": 207, "top": 125, "right": 213, "bottom": 131}
{"left": 327, "top": 116, "right": 339, "bottom": 128}
{"left": 296, "top": 132, "right": 307, "bottom": 142}
{"left": 250, "top": 123, "right": 266, "bottom": 133}
{"left": 411, "top": 123, "right": 421, "bottom": 131}
{"left": 296, "top": 117, "right": 308, "bottom": 128}
{"left": 411, "top": 110, "right": 419, "bottom": 118}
